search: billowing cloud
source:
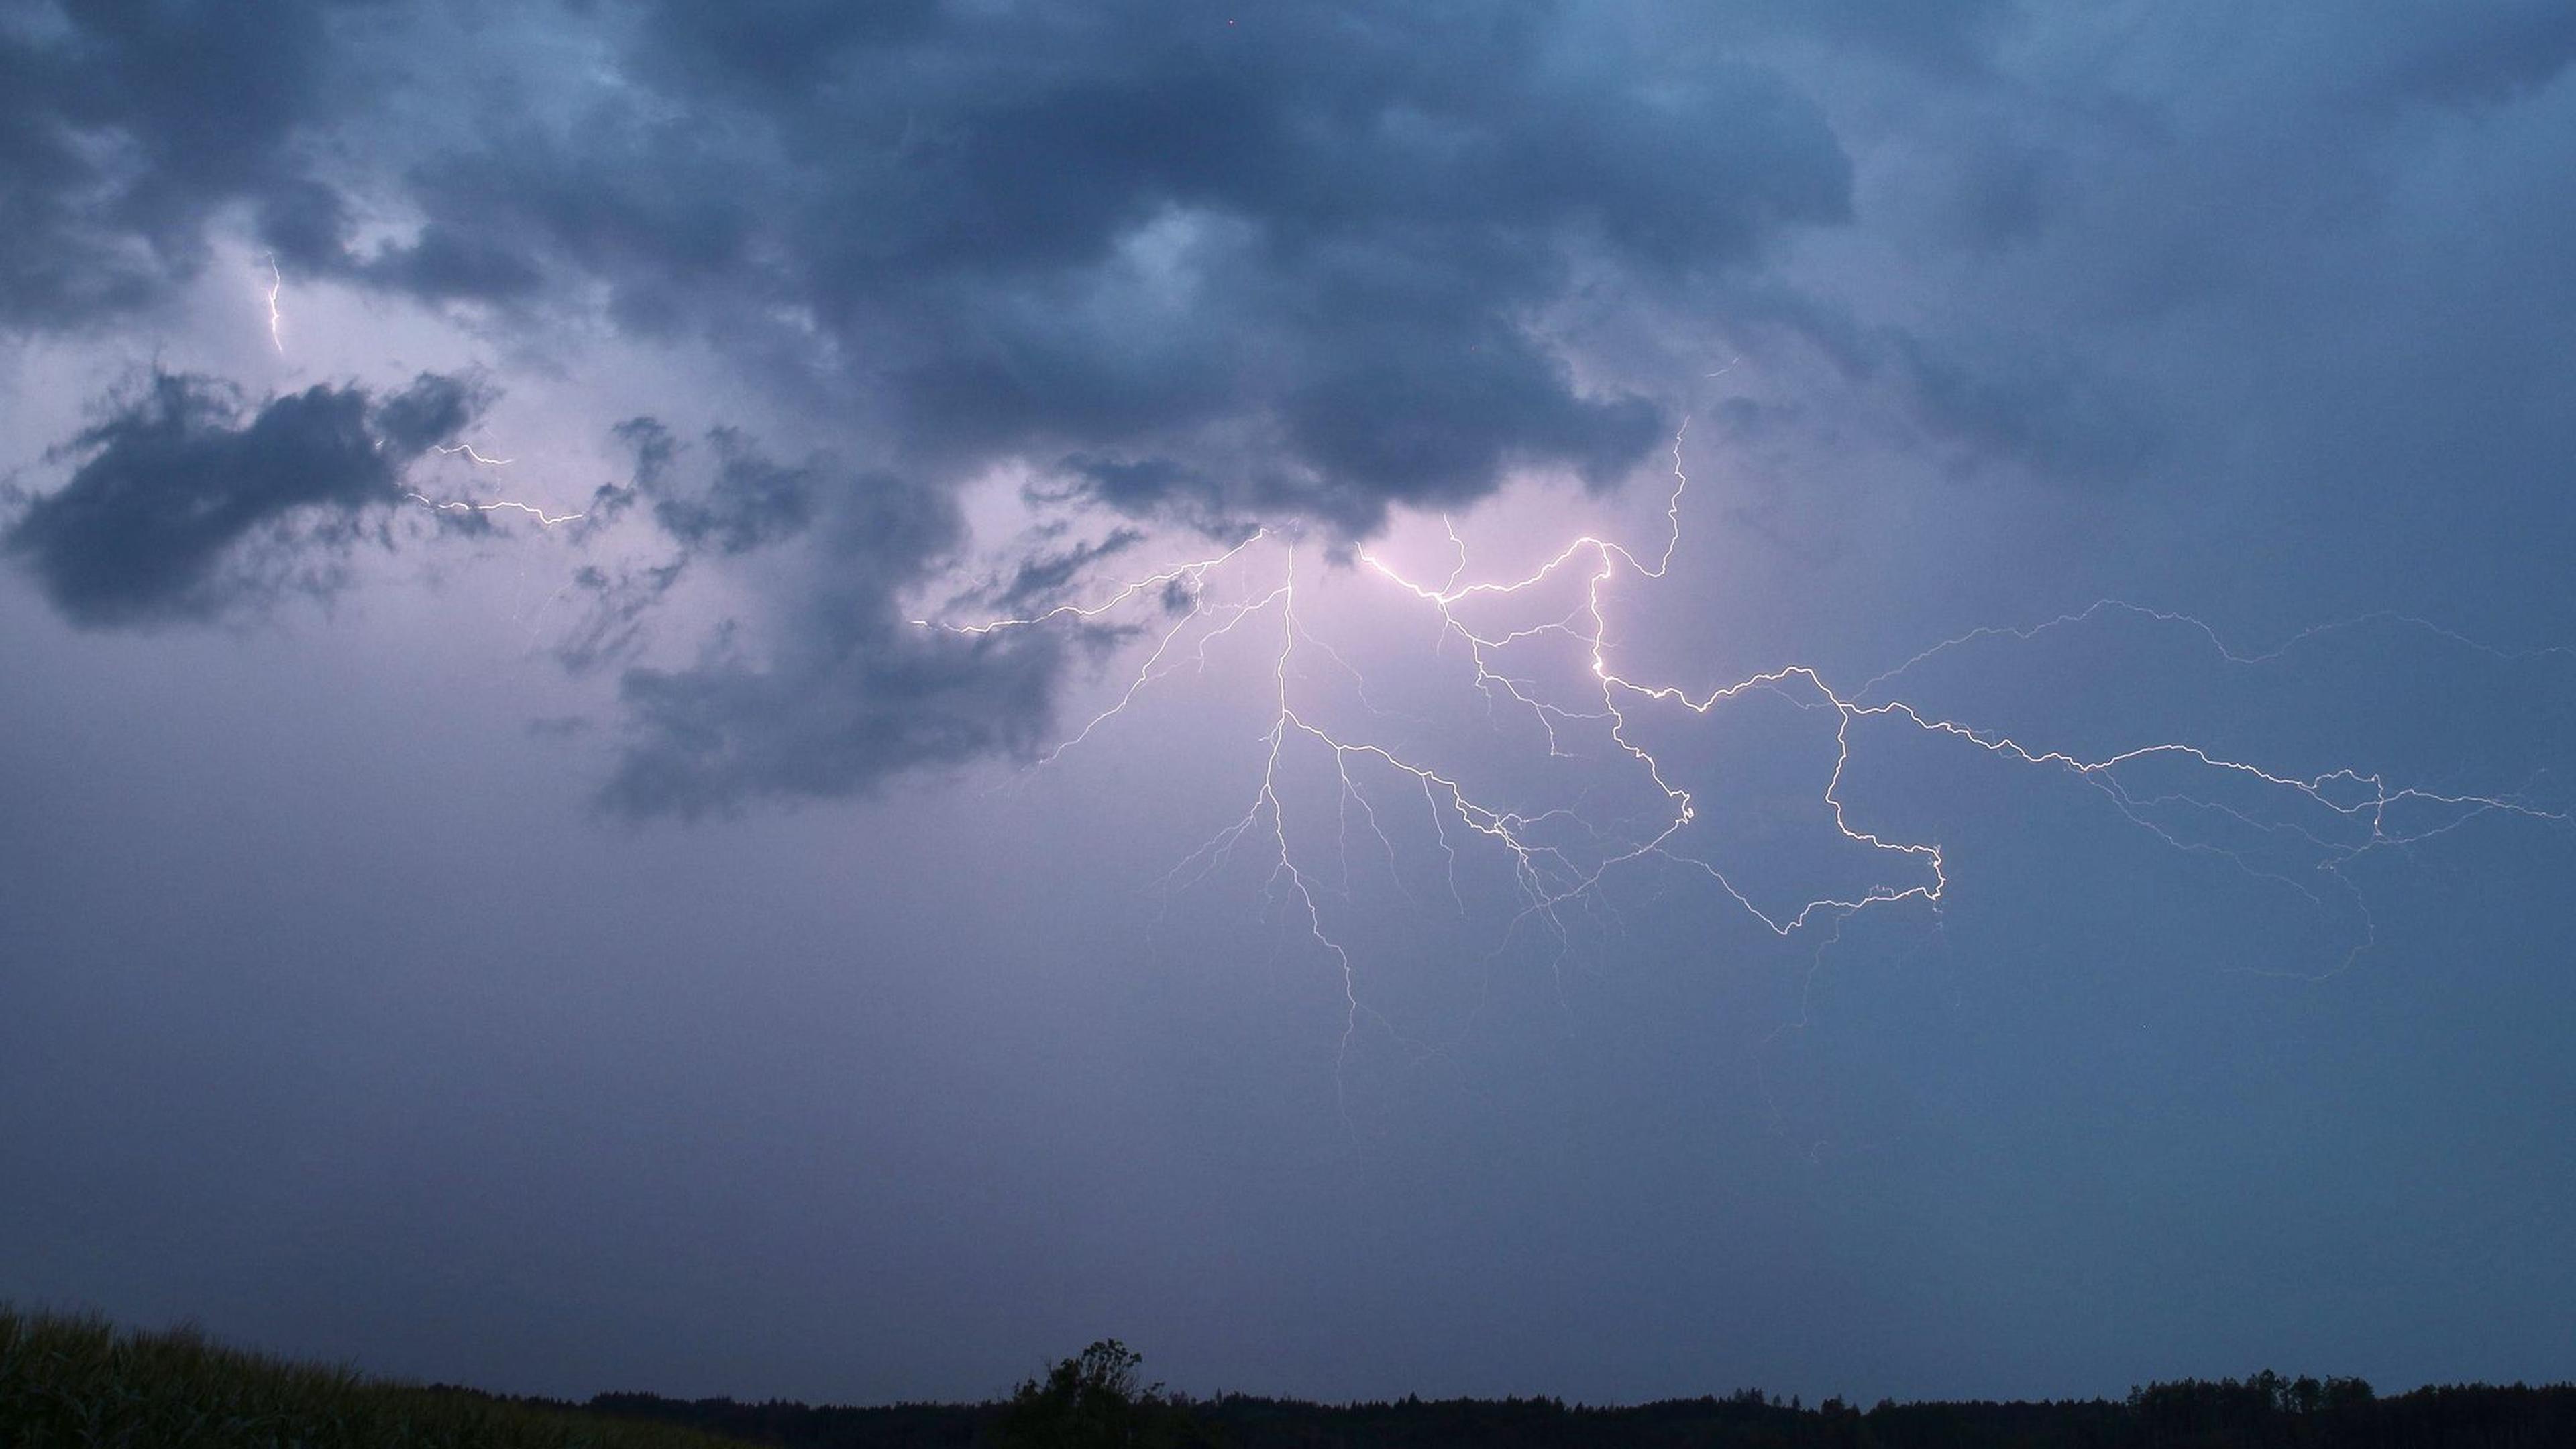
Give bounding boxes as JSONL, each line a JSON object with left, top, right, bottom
{"left": 485, "top": 417, "right": 1061, "bottom": 814}
{"left": 4, "top": 371, "right": 478, "bottom": 625}
{"left": 556, "top": 420, "right": 1065, "bottom": 817}
{"left": 604, "top": 604, "right": 1067, "bottom": 820}
{"left": 341, "top": 3, "right": 1849, "bottom": 532}
{"left": 622, "top": 420, "right": 820, "bottom": 559}
{"left": 3, "top": 1, "right": 1870, "bottom": 810}
{"left": 9, "top": 1, "right": 2573, "bottom": 814}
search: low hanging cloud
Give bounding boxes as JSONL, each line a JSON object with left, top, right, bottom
{"left": 602, "top": 561, "right": 1069, "bottom": 819}
{"left": 551, "top": 419, "right": 1069, "bottom": 817}
{"left": 4, "top": 371, "right": 478, "bottom": 626}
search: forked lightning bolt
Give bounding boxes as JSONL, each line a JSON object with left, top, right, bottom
{"left": 920, "top": 428, "right": 2567, "bottom": 1080}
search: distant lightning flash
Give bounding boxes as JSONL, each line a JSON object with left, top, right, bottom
{"left": 921, "top": 426, "right": 2567, "bottom": 1081}
{"left": 405, "top": 442, "right": 584, "bottom": 527}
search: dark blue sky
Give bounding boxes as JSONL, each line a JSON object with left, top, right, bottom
{"left": 3, "top": 0, "right": 2573, "bottom": 1408}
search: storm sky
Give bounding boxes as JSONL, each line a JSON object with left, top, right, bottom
{"left": 5, "top": 0, "right": 2575, "bottom": 1408}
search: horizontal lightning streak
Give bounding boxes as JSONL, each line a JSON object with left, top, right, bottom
{"left": 402, "top": 493, "right": 586, "bottom": 527}
{"left": 405, "top": 441, "right": 584, "bottom": 527}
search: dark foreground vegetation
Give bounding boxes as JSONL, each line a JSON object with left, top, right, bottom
{"left": 0, "top": 1307, "right": 750, "bottom": 1448}
{"left": 7, "top": 1313, "right": 2573, "bottom": 1449}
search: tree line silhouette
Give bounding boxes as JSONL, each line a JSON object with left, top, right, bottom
{"left": 576, "top": 1342, "right": 2576, "bottom": 1448}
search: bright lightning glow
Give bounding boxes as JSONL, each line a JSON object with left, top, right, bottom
{"left": 920, "top": 427, "right": 2567, "bottom": 1085}
{"left": 263, "top": 253, "right": 284, "bottom": 354}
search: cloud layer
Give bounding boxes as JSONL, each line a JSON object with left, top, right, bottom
{"left": 8, "top": 1, "right": 2575, "bottom": 811}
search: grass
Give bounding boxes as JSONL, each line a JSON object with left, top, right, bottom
{"left": 0, "top": 1305, "right": 755, "bottom": 1449}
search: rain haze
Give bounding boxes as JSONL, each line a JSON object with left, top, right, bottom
{"left": 4, "top": 0, "right": 2575, "bottom": 1412}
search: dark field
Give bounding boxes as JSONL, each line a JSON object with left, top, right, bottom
{"left": 8, "top": 1311, "right": 2574, "bottom": 1448}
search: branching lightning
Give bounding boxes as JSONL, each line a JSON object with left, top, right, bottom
{"left": 918, "top": 427, "right": 2567, "bottom": 1088}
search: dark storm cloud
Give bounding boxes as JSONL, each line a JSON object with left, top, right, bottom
{"left": 345, "top": 1, "right": 1851, "bottom": 531}
{"left": 2347, "top": 3, "right": 2576, "bottom": 109}
{"left": 586, "top": 425, "right": 1063, "bottom": 816}
{"left": 604, "top": 616, "right": 1067, "bottom": 819}
{"left": 21, "top": 1, "right": 2568, "bottom": 816}
{"left": 5, "top": 2, "right": 1865, "bottom": 810}
{"left": 991, "top": 527, "right": 1146, "bottom": 616}
{"left": 3, "top": 371, "right": 478, "bottom": 625}
{"left": 553, "top": 417, "right": 830, "bottom": 673}
{"left": 535, "top": 418, "right": 1063, "bottom": 813}
{"left": 623, "top": 420, "right": 820, "bottom": 559}
{"left": 356, "top": 1, "right": 1852, "bottom": 810}
{"left": 0, "top": 0, "right": 338, "bottom": 325}
{"left": 1723, "top": 0, "right": 2019, "bottom": 77}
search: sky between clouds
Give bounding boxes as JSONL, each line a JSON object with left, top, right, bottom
{"left": 3, "top": 0, "right": 2575, "bottom": 1409}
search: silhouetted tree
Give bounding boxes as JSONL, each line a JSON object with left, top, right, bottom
{"left": 992, "top": 1340, "right": 1216, "bottom": 1449}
